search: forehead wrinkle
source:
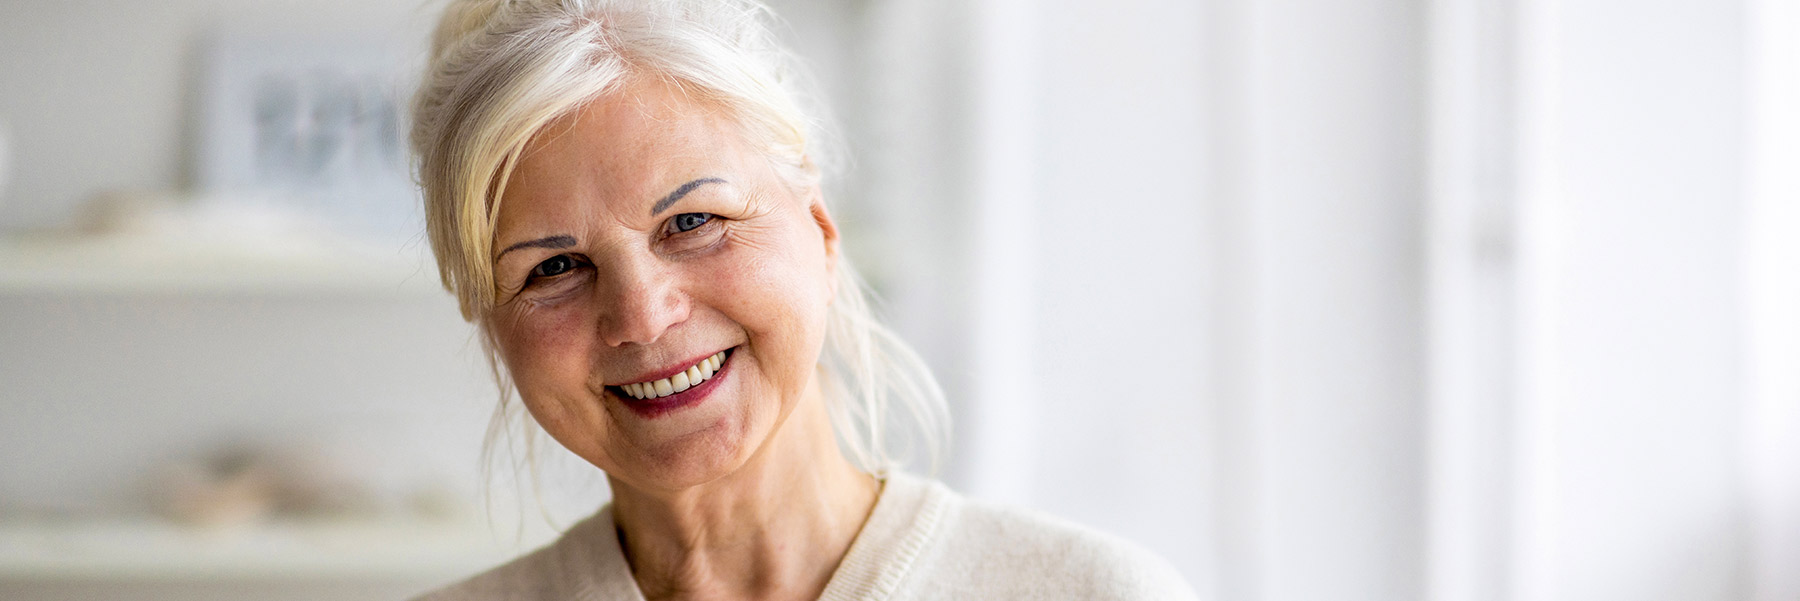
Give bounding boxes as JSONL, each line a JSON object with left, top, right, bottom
{"left": 511, "top": 80, "right": 755, "bottom": 237}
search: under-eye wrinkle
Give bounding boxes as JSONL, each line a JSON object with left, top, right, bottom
{"left": 660, "top": 218, "right": 730, "bottom": 257}
{"left": 518, "top": 255, "right": 593, "bottom": 304}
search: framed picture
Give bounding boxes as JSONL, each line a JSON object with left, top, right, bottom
{"left": 192, "top": 31, "right": 420, "bottom": 244}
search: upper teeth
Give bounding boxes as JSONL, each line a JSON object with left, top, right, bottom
{"left": 622, "top": 351, "right": 727, "bottom": 400}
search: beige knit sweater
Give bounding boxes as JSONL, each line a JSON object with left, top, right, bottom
{"left": 413, "top": 472, "right": 1199, "bottom": 600}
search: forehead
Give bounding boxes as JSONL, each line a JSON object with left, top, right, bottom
{"left": 498, "top": 78, "right": 757, "bottom": 227}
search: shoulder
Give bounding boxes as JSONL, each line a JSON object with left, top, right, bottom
{"left": 410, "top": 542, "right": 564, "bottom": 601}
{"left": 902, "top": 484, "right": 1199, "bottom": 601}
{"left": 409, "top": 509, "right": 632, "bottom": 601}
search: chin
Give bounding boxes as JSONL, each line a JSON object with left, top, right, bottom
{"left": 604, "top": 400, "right": 771, "bottom": 493}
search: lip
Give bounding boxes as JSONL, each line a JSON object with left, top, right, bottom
{"left": 610, "top": 347, "right": 735, "bottom": 419}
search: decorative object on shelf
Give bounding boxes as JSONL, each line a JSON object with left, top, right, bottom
{"left": 151, "top": 438, "right": 472, "bottom": 529}
{"left": 155, "top": 447, "right": 280, "bottom": 529}
{"left": 192, "top": 31, "right": 419, "bottom": 244}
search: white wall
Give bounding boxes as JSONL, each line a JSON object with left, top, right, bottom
{"left": 1430, "top": 1, "right": 1773, "bottom": 600}
{"left": 901, "top": 0, "right": 1429, "bottom": 596}
{"left": 1539, "top": 0, "right": 1748, "bottom": 599}
{"left": 1029, "top": 0, "right": 1213, "bottom": 585}
{"left": 1743, "top": 2, "right": 1800, "bottom": 600}
{"left": 1211, "top": 1, "right": 1429, "bottom": 600}
{"left": 0, "top": 291, "right": 492, "bottom": 512}
{"left": 985, "top": 1, "right": 1777, "bottom": 601}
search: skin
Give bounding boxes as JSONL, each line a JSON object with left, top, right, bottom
{"left": 486, "top": 77, "right": 878, "bottom": 601}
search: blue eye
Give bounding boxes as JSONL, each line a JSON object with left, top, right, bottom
{"left": 669, "top": 213, "right": 714, "bottom": 233}
{"left": 531, "top": 255, "right": 576, "bottom": 278}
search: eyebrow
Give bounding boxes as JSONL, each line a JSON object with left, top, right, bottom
{"left": 496, "top": 234, "right": 577, "bottom": 261}
{"left": 651, "top": 178, "right": 727, "bottom": 216}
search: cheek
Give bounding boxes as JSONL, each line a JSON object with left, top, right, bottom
{"left": 490, "top": 300, "right": 594, "bottom": 394}
{"left": 710, "top": 228, "right": 834, "bottom": 382}
{"left": 715, "top": 227, "right": 831, "bottom": 324}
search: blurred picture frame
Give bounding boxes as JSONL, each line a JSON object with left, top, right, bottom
{"left": 191, "top": 31, "right": 420, "bottom": 243}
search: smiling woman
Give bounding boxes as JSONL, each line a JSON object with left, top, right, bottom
{"left": 487, "top": 79, "right": 844, "bottom": 493}
{"left": 407, "top": 1, "right": 1197, "bottom": 600}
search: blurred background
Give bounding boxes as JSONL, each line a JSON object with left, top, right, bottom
{"left": 0, "top": 0, "right": 1796, "bottom": 600}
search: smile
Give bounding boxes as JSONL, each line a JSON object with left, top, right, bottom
{"left": 619, "top": 349, "right": 730, "bottom": 400}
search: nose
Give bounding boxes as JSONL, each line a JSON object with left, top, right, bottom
{"left": 593, "top": 254, "right": 689, "bottom": 347}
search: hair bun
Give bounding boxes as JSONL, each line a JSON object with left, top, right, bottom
{"left": 427, "top": 0, "right": 519, "bottom": 61}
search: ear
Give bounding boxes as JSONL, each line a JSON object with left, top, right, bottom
{"left": 806, "top": 186, "right": 841, "bottom": 298}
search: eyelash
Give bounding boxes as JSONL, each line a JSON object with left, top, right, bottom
{"left": 664, "top": 212, "right": 716, "bottom": 235}
{"left": 522, "top": 213, "right": 721, "bottom": 285}
{"left": 529, "top": 254, "right": 585, "bottom": 280}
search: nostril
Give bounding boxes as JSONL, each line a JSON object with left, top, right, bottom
{"left": 598, "top": 295, "right": 690, "bottom": 347}
{"left": 590, "top": 252, "right": 696, "bottom": 348}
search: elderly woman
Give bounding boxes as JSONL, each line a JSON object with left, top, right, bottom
{"left": 409, "top": 1, "right": 1195, "bottom": 599}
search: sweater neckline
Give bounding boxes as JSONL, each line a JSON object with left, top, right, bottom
{"left": 818, "top": 472, "right": 949, "bottom": 601}
{"left": 570, "top": 472, "right": 950, "bottom": 601}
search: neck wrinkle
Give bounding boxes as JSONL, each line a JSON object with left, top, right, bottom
{"left": 608, "top": 387, "right": 879, "bottom": 601}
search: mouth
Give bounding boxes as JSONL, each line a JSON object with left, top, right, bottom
{"left": 609, "top": 347, "right": 735, "bottom": 418}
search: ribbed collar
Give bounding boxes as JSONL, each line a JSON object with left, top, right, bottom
{"left": 818, "top": 472, "right": 950, "bottom": 601}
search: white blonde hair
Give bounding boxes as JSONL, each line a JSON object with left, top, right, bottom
{"left": 410, "top": 0, "right": 949, "bottom": 477}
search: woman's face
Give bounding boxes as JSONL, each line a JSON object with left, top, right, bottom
{"left": 486, "top": 79, "right": 839, "bottom": 493}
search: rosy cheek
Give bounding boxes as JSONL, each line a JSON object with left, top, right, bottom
{"left": 712, "top": 251, "right": 799, "bottom": 317}
{"left": 709, "top": 232, "right": 832, "bottom": 361}
{"left": 496, "top": 301, "right": 593, "bottom": 389}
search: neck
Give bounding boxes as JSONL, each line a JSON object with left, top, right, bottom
{"left": 607, "top": 388, "right": 879, "bottom": 601}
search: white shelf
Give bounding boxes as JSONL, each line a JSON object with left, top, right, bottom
{"left": 0, "top": 515, "right": 554, "bottom": 581}
{"left": 0, "top": 233, "right": 445, "bottom": 296}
